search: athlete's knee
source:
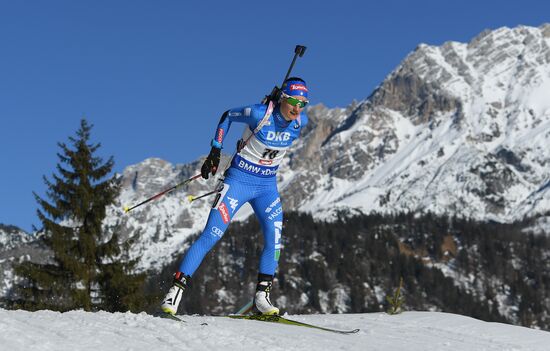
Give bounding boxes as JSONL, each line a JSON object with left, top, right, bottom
{"left": 197, "top": 225, "right": 225, "bottom": 250}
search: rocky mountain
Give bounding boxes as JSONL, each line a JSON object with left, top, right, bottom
{"left": 0, "top": 224, "right": 31, "bottom": 251}
{"left": 102, "top": 24, "right": 550, "bottom": 271}
{"left": 0, "top": 225, "right": 48, "bottom": 299}
{"left": 288, "top": 24, "right": 550, "bottom": 223}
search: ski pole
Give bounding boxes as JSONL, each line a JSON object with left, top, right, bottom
{"left": 187, "top": 181, "right": 225, "bottom": 203}
{"left": 187, "top": 189, "right": 217, "bottom": 203}
{"left": 123, "top": 173, "right": 202, "bottom": 213}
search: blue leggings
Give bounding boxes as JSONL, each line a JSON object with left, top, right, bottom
{"left": 178, "top": 167, "right": 283, "bottom": 276}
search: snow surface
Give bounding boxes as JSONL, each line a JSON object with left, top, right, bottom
{"left": 0, "top": 309, "right": 548, "bottom": 351}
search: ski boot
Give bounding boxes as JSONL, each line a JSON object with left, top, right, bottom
{"left": 160, "top": 272, "right": 190, "bottom": 315}
{"left": 252, "top": 273, "right": 279, "bottom": 315}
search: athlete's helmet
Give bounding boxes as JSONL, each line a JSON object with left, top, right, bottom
{"left": 282, "top": 77, "right": 308, "bottom": 98}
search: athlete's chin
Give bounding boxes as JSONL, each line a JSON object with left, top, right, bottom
{"left": 284, "top": 112, "right": 299, "bottom": 121}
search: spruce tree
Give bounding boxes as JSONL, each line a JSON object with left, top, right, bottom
{"left": 14, "top": 119, "right": 145, "bottom": 312}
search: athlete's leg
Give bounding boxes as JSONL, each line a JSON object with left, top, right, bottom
{"left": 162, "top": 174, "right": 252, "bottom": 314}
{"left": 249, "top": 187, "right": 283, "bottom": 315}
{"left": 178, "top": 178, "right": 250, "bottom": 276}
{"left": 250, "top": 190, "right": 283, "bottom": 276}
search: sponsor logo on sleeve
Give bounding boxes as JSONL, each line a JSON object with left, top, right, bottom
{"left": 216, "top": 128, "right": 224, "bottom": 143}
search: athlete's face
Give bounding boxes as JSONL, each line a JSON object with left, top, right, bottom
{"left": 280, "top": 94, "right": 308, "bottom": 121}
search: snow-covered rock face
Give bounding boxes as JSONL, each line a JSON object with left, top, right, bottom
{"left": 103, "top": 24, "right": 550, "bottom": 270}
{"left": 105, "top": 157, "right": 217, "bottom": 270}
{"left": 282, "top": 24, "right": 550, "bottom": 223}
{"left": 0, "top": 225, "right": 49, "bottom": 297}
{"left": 0, "top": 225, "right": 32, "bottom": 251}
{"left": 0, "top": 224, "right": 33, "bottom": 251}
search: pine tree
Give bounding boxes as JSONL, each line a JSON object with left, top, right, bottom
{"left": 13, "top": 119, "right": 145, "bottom": 312}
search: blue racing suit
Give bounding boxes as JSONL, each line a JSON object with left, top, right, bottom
{"left": 178, "top": 103, "right": 307, "bottom": 277}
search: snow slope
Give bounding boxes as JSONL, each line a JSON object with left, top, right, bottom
{"left": 0, "top": 309, "right": 548, "bottom": 351}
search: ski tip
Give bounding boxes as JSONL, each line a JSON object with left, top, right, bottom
{"left": 187, "top": 195, "right": 194, "bottom": 203}
{"left": 123, "top": 206, "right": 130, "bottom": 213}
{"left": 156, "top": 311, "right": 186, "bottom": 323}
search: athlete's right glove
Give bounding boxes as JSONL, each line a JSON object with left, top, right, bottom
{"left": 201, "top": 146, "right": 221, "bottom": 179}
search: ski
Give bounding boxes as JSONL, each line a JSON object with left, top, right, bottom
{"left": 154, "top": 312, "right": 210, "bottom": 326}
{"left": 155, "top": 311, "right": 187, "bottom": 323}
{"left": 227, "top": 314, "right": 360, "bottom": 335}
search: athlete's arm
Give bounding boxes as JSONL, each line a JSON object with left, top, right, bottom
{"left": 210, "top": 105, "right": 264, "bottom": 148}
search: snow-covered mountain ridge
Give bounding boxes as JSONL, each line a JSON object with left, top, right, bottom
{"left": 100, "top": 24, "right": 550, "bottom": 271}
{"left": 0, "top": 224, "right": 30, "bottom": 251}
{"left": 0, "top": 225, "right": 49, "bottom": 297}
{"left": 290, "top": 24, "right": 550, "bottom": 223}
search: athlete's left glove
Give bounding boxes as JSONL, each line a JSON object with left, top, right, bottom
{"left": 201, "top": 147, "right": 221, "bottom": 179}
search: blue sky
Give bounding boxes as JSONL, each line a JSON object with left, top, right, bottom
{"left": 1, "top": 0, "right": 548, "bottom": 231}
